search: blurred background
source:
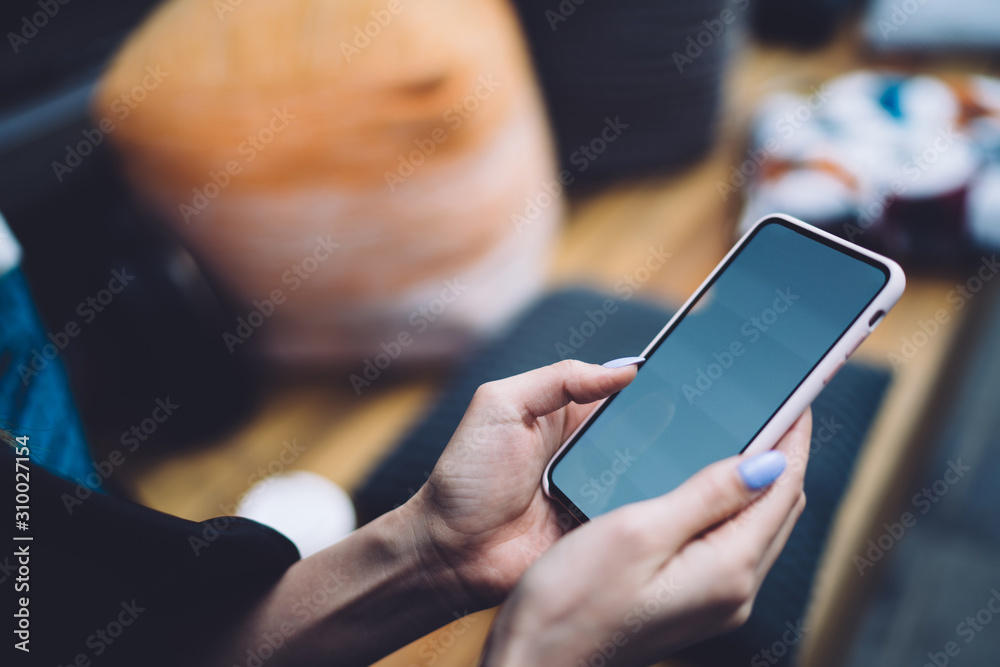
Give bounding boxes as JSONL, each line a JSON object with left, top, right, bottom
{"left": 2, "top": 0, "right": 1000, "bottom": 665}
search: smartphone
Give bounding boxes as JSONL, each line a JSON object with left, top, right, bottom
{"left": 543, "top": 214, "right": 905, "bottom": 521}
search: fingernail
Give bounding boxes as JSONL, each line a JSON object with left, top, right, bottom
{"left": 739, "top": 451, "right": 787, "bottom": 491}
{"left": 602, "top": 356, "right": 645, "bottom": 369}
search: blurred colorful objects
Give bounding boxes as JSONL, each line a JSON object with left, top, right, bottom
{"left": 736, "top": 71, "right": 1000, "bottom": 265}
{"left": 94, "top": 0, "right": 559, "bottom": 366}
{"left": 865, "top": 0, "right": 1000, "bottom": 53}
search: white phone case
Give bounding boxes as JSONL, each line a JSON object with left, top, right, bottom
{"left": 542, "top": 213, "right": 906, "bottom": 510}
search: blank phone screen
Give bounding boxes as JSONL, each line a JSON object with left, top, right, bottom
{"left": 549, "top": 220, "right": 888, "bottom": 519}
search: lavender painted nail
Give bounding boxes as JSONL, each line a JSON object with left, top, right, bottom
{"left": 739, "top": 451, "right": 787, "bottom": 491}
{"left": 602, "top": 356, "right": 646, "bottom": 369}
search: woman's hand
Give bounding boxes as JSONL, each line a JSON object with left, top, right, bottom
{"left": 408, "top": 358, "right": 643, "bottom": 609}
{"left": 214, "top": 360, "right": 808, "bottom": 667}
{"left": 214, "top": 359, "right": 642, "bottom": 667}
{"left": 479, "top": 409, "right": 812, "bottom": 667}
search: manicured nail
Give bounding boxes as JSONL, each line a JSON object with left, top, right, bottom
{"left": 739, "top": 451, "right": 787, "bottom": 491}
{"left": 602, "top": 356, "right": 645, "bottom": 369}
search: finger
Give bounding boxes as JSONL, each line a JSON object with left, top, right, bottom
{"left": 641, "top": 452, "right": 785, "bottom": 553}
{"left": 558, "top": 356, "right": 647, "bottom": 435}
{"left": 712, "top": 410, "right": 812, "bottom": 554}
{"left": 562, "top": 401, "right": 601, "bottom": 441}
{"left": 478, "top": 358, "right": 641, "bottom": 426}
{"left": 644, "top": 408, "right": 811, "bottom": 550}
{"left": 748, "top": 413, "right": 811, "bottom": 570}
{"left": 724, "top": 493, "right": 806, "bottom": 622}
{"left": 755, "top": 492, "right": 806, "bottom": 579}
{"left": 739, "top": 409, "right": 812, "bottom": 535}
{"left": 774, "top": 408, "right": 812, "bottom": 475}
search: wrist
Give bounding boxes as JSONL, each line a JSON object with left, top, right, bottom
{"left": 393, "top": 492, "right": 484, "bottom": 616}
{"left": 217, "top": 496, "right": 487, "bottom": 667}
{"left": 479, "top": 589, "right": 550, "bottom": 667}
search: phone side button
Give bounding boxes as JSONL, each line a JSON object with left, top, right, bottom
{"left": 823, "top": 358, "right": 846, "bottom": 385}
{"left": 845, "top": 334, "right": 868, "bottom": 359}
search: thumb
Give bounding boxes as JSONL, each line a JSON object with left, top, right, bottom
{"left": 477, "top": 358, "right": 643, "bottom": 426}
{"left": 649, "top": 449, "right": 788, "bottom": 550}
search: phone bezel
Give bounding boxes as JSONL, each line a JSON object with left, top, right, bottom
{"left": 542, "top": 213, "right": 906, "bottom": 522}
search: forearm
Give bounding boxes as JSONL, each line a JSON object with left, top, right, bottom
{"left": 479, "top": 608, "right": 541, "bottom": 667}
{"left": 478, "top": 594, "right": 578, "bottom": 667}
{"left": 208, "top": 502, "right": 474, "bottom": 667}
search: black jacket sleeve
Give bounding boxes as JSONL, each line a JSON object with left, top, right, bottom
{"left": 2, "top": 442, "right": 299, "bottom": 667}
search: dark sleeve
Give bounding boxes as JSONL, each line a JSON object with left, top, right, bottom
{"left": 1, "top": 443, "right": 300, "bottom": 667}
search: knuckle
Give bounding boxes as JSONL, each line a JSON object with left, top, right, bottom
{"left": 472, "top": 380, "right": 502, "bottom": 405}
{"left": 704, "top": 561, "right": 756, "bottom": 616}
{"left": 612, "top": 510, "right": 653, "bottom": 550}
{"left": 552, "top": 358, "right": 582, "bottom": 374}
{"left": 716, "top": 560, "right": 757, "bottom": 609}
{"left": 738, "top": 544, "right": 760, "bottom": 576}
{"left": 730, "top": 567, "right": 757, "bottom": 604}
{"left": 779, "top": 467, "right": 807, "bottom": 499}
{"left": 787, "top": 449, "right": 809, "bottom": 474}
{"left": 696, "top": 467, "right": 740, "bottom": 513}
{"left": 725, "top": 600, "right": 755, "bottom": 631}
